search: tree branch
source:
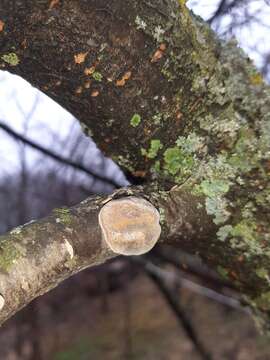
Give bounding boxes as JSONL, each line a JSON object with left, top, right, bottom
{"left": 0, "top": 185, "right": 214, "bottom": 326}
{"left": 1, "top": 0, "right": 270, "bottom": 330}
{"left": 0, "top": 121, "right": 121, "bottom": 188}
{"left": 136, "top": 257, "right": 212, "bottom": 360}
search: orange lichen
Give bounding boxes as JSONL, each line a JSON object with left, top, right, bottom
{"left": 84, "top": 81, "right": 91, "bottom": 89}
{"left": 132, "top": 170, "right": 146, "bottom": 178}
{"left": 151, "top": 43, "right": 167, "bottom": 63}
{"left": 91, "top": 90, "right": 99, "bottom": 97}
{"left": 75, "top": 86, "right": 83, "bottom": 94}
{"left": 84, "top": 66, "right": 95, "bottom": 76}
{"left": 74, "top": 52, "right": 88, "bottom": 64}
{"left": 49, "top": 0, "right": 60, "bottom": 9}
{"left": 238, "top": 255, "right": 245, "bottom": 262}
{"left": 21, "top": 39, "right": 27, "bottom": 49}
{"left": 159, "top": 43, "right": 166, "bottom": 51}
{"left": 230, "top": 271, "right": 238, "bottom": 280}
{"left": 151, "top": 50, "right": 163, "bottom": 63}
{"left": 116, "top": 71, "right": 132, "bottom": 87}
{"left": 0, "top": 20, "right": 4, "bottom": 32}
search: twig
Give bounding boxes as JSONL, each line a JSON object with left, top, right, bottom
{"left": 133, "top": 257, "right": 212, "bottom": 360}
{"left": 0, "top": 121, "right": 121, "bottom": 188}
{"left": 141, "top": 259, "right": 250, "bottom": 314}
{"left": 153, "top": 245, "right": 236, "bottom": 290}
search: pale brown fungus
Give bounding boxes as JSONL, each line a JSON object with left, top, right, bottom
{"left": 98, "top": 197, "right": 161, "bottom": 256}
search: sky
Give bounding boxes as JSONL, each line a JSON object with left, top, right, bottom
{"left": 0, "top": 0, "right": 269, "bottom": 192}
{"left": 188, "top": 0, "right": 270, "bottom": 72}
{"left": 0, "top": 71, "right": 128, "bottom": 192}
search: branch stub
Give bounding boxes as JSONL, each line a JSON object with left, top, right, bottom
{"left": 98, "top": 196, "right": 161, "bottom": 256}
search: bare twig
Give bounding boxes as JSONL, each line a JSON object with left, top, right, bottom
{"left": 153, "top": 245, "right": 235, "bottom": 290}
{"left": 133, "top": 257, "right": 212, "bottom": 360}
{"left": 0, "top": 122, "right": 121, "bottom": 189}
{"left": 139, "top": 259, "right": 250, "bottom": 314}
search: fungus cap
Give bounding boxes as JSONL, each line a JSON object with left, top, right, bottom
{"left": 98, "top": 197, "right": 161, "bottom": 256}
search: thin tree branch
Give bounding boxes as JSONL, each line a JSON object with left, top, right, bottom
{"left": 207, "top": 0, "right": 246, "bottom": 24}
{"left": 153, "top": 245, "right": 236, "bottom": 290}
{"left": 133, "top": 257, "right": 212, "bottom": 360}
{"left": 135, "top": 257, "right": 250, "bottom": 313}
{"left": 0, "top": 122, "right": 121, "bottom": 189}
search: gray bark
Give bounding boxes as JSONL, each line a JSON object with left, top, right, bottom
{"left": 0, "top": 187, "right": 213, "bottom": 326}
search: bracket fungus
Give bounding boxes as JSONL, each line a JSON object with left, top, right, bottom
{"left": 98, "top": 197, "right": 161, "bottom": 256}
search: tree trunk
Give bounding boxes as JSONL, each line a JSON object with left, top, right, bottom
{"left": 1, "top": 0, "right": 270, "bottom": 330}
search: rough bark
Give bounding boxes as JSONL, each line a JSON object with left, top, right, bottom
{"left": 1, "top": 0, "right": 270, "bottom": 329}
{"left": 0, "top": 187, "right": 213, "bottom": 326}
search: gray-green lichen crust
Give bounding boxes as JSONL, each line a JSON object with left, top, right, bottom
{"left": 132, "top": 1, "right": 270, "bottom": 318}
{"left": 132, "top": 1, "right": 270, "bottom": 257}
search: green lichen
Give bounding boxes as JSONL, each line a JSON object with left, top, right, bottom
{"left": 161, "top": 132, "right": 205, "bottom": 181}
{"left": 148, "top": 140, "right": 163, "bottom": 158}
{"left": 217, "top": 225, "right": 233, "bottom": 241}
{"left": 200, "top": 179, "right": 230, "bottom": 198}
{"left": 54, "top": 207, "right": 72, "bottom": 225}
{"left": 254, "top": 292, "right": 270, "bottom": 310}
{"left": 163, "top": 147, "right": 183, "bottom": 175}
{"left": 229, "top": 220, "right": 265, "bottom": 256}
{"left": 0, "top": 239, "right": 21, "bottom": 271}
{"left": 130, "top": 1, "right": 270, "bottom": 328}
{"left": 228, "top": 127, "right": 259, "bottom": 173}
{"left": 1, "top": 53, "right": 20, "bottom": 66}
{"left": 142, "top": 139, "right": 163, "bottom": 159}
{"left": 132, "top": 0, "right": 270, "bottom": 268}
{"left": 231, "top": 221, "right": 257, "bottom": 243}
{"left": 162, "top": 149, "right": 195, "bottom": 183}
{"left": 256, "top": 268, "right": 270, "bottom": 283}
{"left": 176, "top": 133, "right": 204, "bottom": 153}
{"left": 256, "top": 186, "right": 270, "bottom": 207}
{"left": 249, "top": 72, "right": 263, "bottom": 86}
{"left": 205, "top": 197, "right": 230, "bottom": 225}
{"left": 92, "top": 71, "right": 103, "bottom": 82}
{"left": 130, "top": 113, "right": 141, "bottom": 127}
{"left": 150, "top": 160, "right": 161, "bottom": 177}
